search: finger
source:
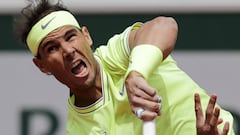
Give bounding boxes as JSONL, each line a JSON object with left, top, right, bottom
{"left": 131, "top": 96, "right": 161, "bottom": 114}
{"left": 205, "top": 94, "right": 217, "bottom": 124}
{"left": 143, "top": 94, "right": 162, "bottom": 104}
{"left": 210, "top": 107, "right": 220, "bottom": 128}
{"left": 136, "top": 80, "right": 157, "bottom": 97}
{"left": 222, "top": 122, "right": 230, "bottom": 135}
{"left": 134, "top": 108, "right": 158, "bottom": 121}
{"left": 129, "top": 88, "right": 162, "bottom": 114}
{"left": 141, "top": 110, "right": 158, "bottom": 121}
{"left": 133, "top": 87, "right": 155, "bottom": 100}
{"left": 194, "top": 93, "right": 204, "bottom": 126}
{"left": 133, "top": 87, "right": 161, "bottom": 104}
{"left": 125, "top": 72, "right": 156, "bottom": 98}
{"left": 217, "top": 118, "right": 223, "bottom": 125}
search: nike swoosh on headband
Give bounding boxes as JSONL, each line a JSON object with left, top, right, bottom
{"left": 41, "top": 16, "right": 56, "bottom": 30}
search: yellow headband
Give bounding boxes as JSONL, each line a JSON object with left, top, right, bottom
{"left": 26, "top": 11, "right": 80, "bottom": 56}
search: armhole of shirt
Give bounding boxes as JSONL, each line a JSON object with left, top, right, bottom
{"left": 123, "top": 22, "right": 143, "bottom": 57}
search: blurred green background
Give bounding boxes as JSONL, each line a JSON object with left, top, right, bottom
{"left": 1, "top": 13, "right": 240, "bottom": 51}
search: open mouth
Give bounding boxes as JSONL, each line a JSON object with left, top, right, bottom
{"left": 71, "top": 60, "right": 87, "bottom": 75}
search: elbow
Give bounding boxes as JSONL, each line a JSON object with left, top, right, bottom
{"left": 168, "top": 17, "right": 178, "bottom": 32}
{"left": 154, "top": 16, "right": 178, "bottom": 36}
{"left": 153, "top": 16, "right": 178, "bottom": 59}
{"left": 131, "top": 16, "right": 178, "bottom": 59}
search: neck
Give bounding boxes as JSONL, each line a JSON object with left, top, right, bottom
{"left": 74, "top": 87, "right": 102, "bottom": 107}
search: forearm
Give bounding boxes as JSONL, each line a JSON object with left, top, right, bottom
{"left": 124, "top": 16, "right": 177, "bottom": 121}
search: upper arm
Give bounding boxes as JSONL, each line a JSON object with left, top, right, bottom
{"left": 128, "top": 16, "right": 178, "bottom": 59}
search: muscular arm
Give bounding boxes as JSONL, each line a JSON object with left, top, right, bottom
{"left": 125, "top": 16, "right": 178, "bottom": 121}
{"left": 128, "top": 16, "right": 178, "bottom": 59}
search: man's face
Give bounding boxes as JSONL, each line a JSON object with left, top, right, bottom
{"left": 33, "top": 25, "right": 97, "bottom": 90}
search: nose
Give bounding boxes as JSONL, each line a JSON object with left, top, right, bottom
{"left": 62, "top": 42, "right": 75, "bottom": 59}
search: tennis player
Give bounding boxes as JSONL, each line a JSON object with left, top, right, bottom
{"left": 15, "top": 0, "right": 235, "bottom": 134}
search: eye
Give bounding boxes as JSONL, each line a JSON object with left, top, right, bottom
{"left": 46, "top": 44, "right": 59, "bottom": 53}
{"left": 66, "top": 33, "right": 76, "bottom": 41}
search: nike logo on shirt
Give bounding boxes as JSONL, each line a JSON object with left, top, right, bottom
{"left": 119, "top": 85, "right": 125, "bottom": 96}
{"left": 41, "top": 16, "right": 56, "bottom": 30}
{"left": 103, "top": 131, "right": 108, "bottom": 135}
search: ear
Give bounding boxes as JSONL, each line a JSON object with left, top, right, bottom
{"left": 32, "top": 58, "right": 49, "bottom": 74}
{"left": 81, "top": 26, "right": 93, "bottom": 46}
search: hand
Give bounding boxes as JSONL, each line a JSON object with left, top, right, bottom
{"left": 194, "top": 93, "right": 230, "bottom": 135}
{"left": 125, "top": 71, "right": 162, "bottom": 121}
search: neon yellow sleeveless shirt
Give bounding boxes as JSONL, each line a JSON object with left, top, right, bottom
{"left": 67, "top": 23, "right": 235, "bottom": 135}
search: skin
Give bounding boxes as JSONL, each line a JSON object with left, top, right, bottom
{"left": 33, "top": 25, "right": 102, "bottom": 107}
{"left": 30, "top": 16, "right": 226, "bottom": 134}
{"left": 126, "top": 16, "right": 178, "bottom": 121}
{"left": 33, "top": 16, "right": 178, "bottom": 111}
{"left": 194, "top": 93, "right": 230, "bottom": 135}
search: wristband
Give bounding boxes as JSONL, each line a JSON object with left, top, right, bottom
{"left": 26, "top": 11, "right": 80, "bottom": 56}
{"left": 125, "top": 44, "right": 163, "bottom": 79}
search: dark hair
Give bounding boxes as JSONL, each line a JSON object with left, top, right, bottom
{"left": 14, "top": 0, "right": 70, "bottom": 46}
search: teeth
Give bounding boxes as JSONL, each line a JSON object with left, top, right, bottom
{"left": 72, "top": 61, "right": 80, "bottom": 68}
